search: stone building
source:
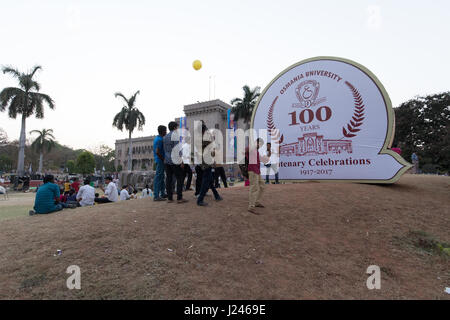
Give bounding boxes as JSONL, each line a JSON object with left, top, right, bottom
{"left": 114, "top": 99, "right": 242, "bottom": 172}
{"left": 115, "top": 136, "right": 156, "bottom": 172}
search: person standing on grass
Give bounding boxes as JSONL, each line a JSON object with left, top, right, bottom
{"left": 95, "top": 176, "right": 118, "bottom": 204}
{"left": 181, "top": 137, "right": 193, "bottom": 191}
{"left": 194, "top": 121, "right": 206, "bottom": 197}
{"left": 76, "top": 178, "right": 95, "bottom": 207}
{"left": 29, "top": 175, "right": 62, "bottom": 215}
{"left": 263, "top": 142, "right": 279, "bottom": 184}
{"left": 247, "top": 138, "right": 269, "bottom": 215}
{"left": 411, "top": 152, "right": 419, "bottom": 174}
{"left": 194, "top": 154, "right": 203, "bottom": 197}
{"left": 163, "top": 121, "right": 188, "bottom": 204}
{"left": 213, "top": 165, "right": 228, "bottom": 188}
{"left": 153, "top": 125, "right": 167, "bottom": 201}
{"left": 197, "top": 124, "right": 222, "bottom": 206}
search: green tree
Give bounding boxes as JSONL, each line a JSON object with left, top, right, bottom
{"left": 0, "top": 65, "right": 55, "bottom": 176}
{"left": 30, "top": 128, "right": 55, "bottom": 174}
{"left": 76, "top": 151, "right": 95, "bottom": 175}
{"left": 66, "top": 160, "right": 76, "bottom": 173}
{"left": 0, "top": 154, "right": 13, "bottom": 172}
{"left": 91, "top": 144, "right": 116, "bottom": 172}
{"left": 230, "top": 85, "right": 261, "bottom": 129}
{"left": 393, "top": 92, "right": 450, "bottom": 173}
{"left": 112, "top": 91, "right": 145, "bottom": 171}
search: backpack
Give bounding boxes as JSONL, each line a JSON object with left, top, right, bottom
{"left": 239, "top": 150, "right": 249, "bottom": 179}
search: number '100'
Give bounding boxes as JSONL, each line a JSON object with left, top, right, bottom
{"left": 288, "top": 106, "right": 332, "bottom": 125}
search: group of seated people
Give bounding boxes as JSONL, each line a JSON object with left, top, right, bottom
{"left": 29, "top": 175, "right": 153, "bottom": 215}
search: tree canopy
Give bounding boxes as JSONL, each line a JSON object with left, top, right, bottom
{"left": 75, "top": 151, "right": 96, "bottom": 175}
{"left": 230, "top": 85, "right": 260, "bottom": 124}
{"left": 393, "top": 92, "right": 450, "bottom": 173}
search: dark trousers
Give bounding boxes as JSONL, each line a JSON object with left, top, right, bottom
{"left": 183, "top": 164, "right": 193, "bottom": 190}
{"left": 94, "top": 198, "right": 112, "bottom": 204}
{"left": 214, "top": 166, "right": 228, "bottom": 188}
{"left": 197, "top": 167, "right": 220, "bottom": 204}
{"left": 165, "top": 164, "right": 184, "bottom": 200}
{"left": 195, "top": 165, "right": 203, "bottom": 196}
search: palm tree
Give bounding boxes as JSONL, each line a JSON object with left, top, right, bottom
{"left": 30, "top": 128, "right": 55, "bottom": 174}
{"left": 0, "top": 65, "right": 55, "bottom": 176}
{"left": 230, "top": 85, "right": 261, "bottom": 130}
{"left": 112, "top": 91, "right": 145, "bottom": 171}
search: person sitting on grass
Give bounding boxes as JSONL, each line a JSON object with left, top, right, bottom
{"left": 95, "top": 176, "right": 118, "bottom": 204}
{"left": 29, "top": 175, "right": 63, "bottom": 215}
{"left": 142, "top": 184, "right": 152, "bottom": 198}
{"left": 76, "top": 178, "right": 95, "bottom": 207}
{"left": 131, "top": 189, "right": 139, "bottom": 199}
{"left": 66, "top": 189, "right": 80, "bottom": 207}
{"left": 60, "top": 190, "right": 68, "bottom": 203}
{"left": 120, "top": 185, "right": 131, "bottom": 201}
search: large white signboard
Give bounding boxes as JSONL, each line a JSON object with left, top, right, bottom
{"left": 252, "top": 57, "right": 411, "bottom": 183}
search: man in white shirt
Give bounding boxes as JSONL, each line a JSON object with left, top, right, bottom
{"left": 76, "top": 178, "right": 95, "bottom": 207}
{"left": 181, "top": 139, "right": 193, "bottom": 191}
{"left": 120, "top": 185, "right": 131, "bottom": 201}
{"left": 262, "top": 142, "right": 280, "bottom": 184}
{"left": 95, "top": 176, "right": 118, "bottom": 203}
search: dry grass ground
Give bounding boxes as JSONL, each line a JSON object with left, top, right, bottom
{"left": 0, "top": 174, "right": 448, "bottom": 299}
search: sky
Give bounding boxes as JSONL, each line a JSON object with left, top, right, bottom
{"left": 0, "top": 0, "right": 449, "bottom": 151}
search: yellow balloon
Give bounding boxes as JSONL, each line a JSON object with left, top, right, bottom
{"left": 193, "top": 60, "right": 202, "bottom": 70}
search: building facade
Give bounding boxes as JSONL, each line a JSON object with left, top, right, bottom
{"left": 115, "top": 136, "right": 156, "bottom": 171}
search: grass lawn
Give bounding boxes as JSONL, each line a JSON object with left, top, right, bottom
{"left": 0, "top": 188, "right": 105, "bottom": 221}
{"left": 0, "top": 192, "right": 35, "bottom": 221}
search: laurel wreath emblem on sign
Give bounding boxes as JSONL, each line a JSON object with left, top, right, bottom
{"left": 267, "top": 96, "right": 284, "bottom": 144}
{"left": 342, "top": 81, "right": 365, "bottom": 138}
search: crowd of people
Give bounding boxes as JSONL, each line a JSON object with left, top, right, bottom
{"left": 26, "top": 120, "right": 281, "bottom": 215}
{"left": 152, "top": 120, "right": 274, "bottom": 214}
{"left": 28, "top": 175, "right": 152, "bottom": 215}
{"left": 153, "top": 121, "right": 226, "bottom": 206}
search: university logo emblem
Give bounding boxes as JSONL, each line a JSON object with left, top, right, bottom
{"left": 252, "top": 56, "right": 412, "bottom": 183}
{"left": 293, "top": 80, "right": 326, "bottom": 108}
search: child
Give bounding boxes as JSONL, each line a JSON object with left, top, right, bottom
{"left": 142, "top": 184, "right": 152, "bottom": 198}
{"left": 120, "top": 185, "right": 131, "bottom": 201}
{"left": 66, "top": 189, "right": 79, "bottom": 207}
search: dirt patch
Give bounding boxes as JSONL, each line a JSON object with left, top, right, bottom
{"left": 0, "top": 174, "right": 448, "bottom": 299}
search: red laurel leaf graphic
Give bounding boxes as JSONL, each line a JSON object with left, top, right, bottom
{"left": 267, "top": 96, "right": 283, "bottom": 144}
{"left": 343, "top": 81, "right": 365, "bottom": 138}
{"left": 342, "top": 127, "right": 356, "bottom": 138}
